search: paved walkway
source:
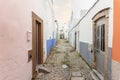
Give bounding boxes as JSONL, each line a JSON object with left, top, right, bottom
{"left": 36, "top": 39, "right": 92, "bottom": 80}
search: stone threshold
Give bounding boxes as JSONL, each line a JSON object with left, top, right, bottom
{"left": 90, "top": 69, "right": 104, "bottom": 80}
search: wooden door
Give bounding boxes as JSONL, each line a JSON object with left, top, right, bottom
{"left": 32, "top": 12, "right": 43, "bottom": 78}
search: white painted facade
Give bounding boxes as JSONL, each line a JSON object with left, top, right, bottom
{"left": 78, "top": 0, "right": 113, "bottom": 47}
{"left": 69, "top": 0, "right": 93, "bottom": 49}
{"left": 69, "top": 0, "right": 113, "bottom": 79}
{"left": 62, "top": 23, "right": 69, "bottom": 40}
{"left": 69, "top": 0, "right": 113, "bottom": 57}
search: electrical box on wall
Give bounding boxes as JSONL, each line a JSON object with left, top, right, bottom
{"left": 28, "top": 50, "right": 32, "bottom": 62}
{"left": 27, "top": 30, "right": 32, "bottom": 42}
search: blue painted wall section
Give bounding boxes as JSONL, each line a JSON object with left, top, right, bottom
{"left": 108, "top": 47, "right": 112, "bottom": 80}
{"left": 79, "top": 42, "right": 111, "bottom": 80}
{"left": 79, "top": 42, "right": 92, "bottom": 66}
{"left": 46, "top": 38, "right": 56, "bottom": 55}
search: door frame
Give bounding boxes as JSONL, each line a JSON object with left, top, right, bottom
{"left": 77, "top": 31, "right": 80, "bottom": 52}
{"left": 92, "top": 8, "right": 109, "bottom": 79}
{"left": 32, "top": 12, "right": 43, "bottom": 78}
{"left": 75, "top": 32, "right": 77, "bottom": 49}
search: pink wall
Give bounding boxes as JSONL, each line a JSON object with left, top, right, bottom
{"left": 0, "top": 0, "right": 47, "bottom": 80}
{"left": 0, "top": 0, "right": 55, "bottom": 79}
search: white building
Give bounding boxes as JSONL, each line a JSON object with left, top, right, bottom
{"left": 60, "top": 23, "right": 69, "bottom": 40}
{"left": 69, "top": 0, "right": 91, "bottom": 51}
{"left": 69, "top": 0, "right": 113, "bottom": 80}
{"left": 55, "top": 21, "right": 69, "bottom": 40}
{"left": 64, "top": 24, "right": 69, "bottom": 40}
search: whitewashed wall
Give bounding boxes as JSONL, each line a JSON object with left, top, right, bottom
{"left": 79, "top": 0, "right": 113, "bottom": 47}
{"left": 78, "top": 0, "right": 113, "bottom": 80}
{"left": 69, "top": 0, "right": 97, "bottom": 49}
{"left": 69, "top": 0, "right": 113, "bottom": 79}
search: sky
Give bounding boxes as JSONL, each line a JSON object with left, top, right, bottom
{"left": 53, "top": 0, "right": 97, "bottom": 25}
{"left": 53, "top": 0, "right": 71, "bottom": 24}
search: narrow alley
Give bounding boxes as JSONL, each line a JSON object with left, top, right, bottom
{"left": 35, "top": 39, "right": 91, "bottom": 80}
{"left": 0, "top": 0, "right": 120, "bottom": 80}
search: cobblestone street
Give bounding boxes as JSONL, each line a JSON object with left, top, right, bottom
{"left": 35, "top": 39, "right": 92, "bottom": 80}
{"left": 0, "top": 0, "right": 118, "bottom": 80}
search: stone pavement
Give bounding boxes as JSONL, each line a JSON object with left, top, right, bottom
{"left": 71, "top": 71, "right": 83, "bottom": 80}
{"left": 35, "top": 39, "right": 92, "bottom": 80}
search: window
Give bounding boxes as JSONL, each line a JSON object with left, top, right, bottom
{"left": 101, "top": 24, "right": 105, "bottom": 51}
{"left": 95, "top": 24, "right": 105, "bottom": 52}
